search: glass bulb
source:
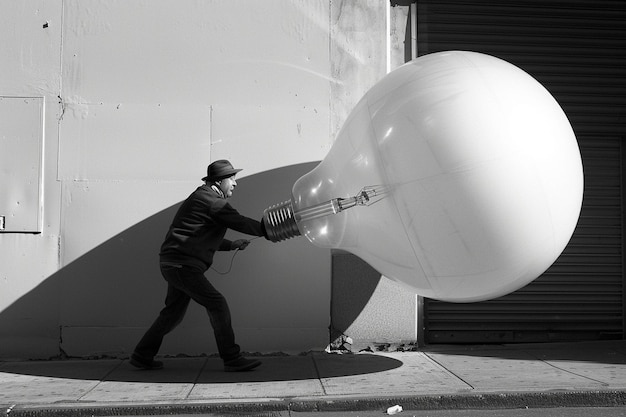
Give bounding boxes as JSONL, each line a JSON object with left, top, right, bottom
{"left": 263, "top": 51, "right": 583, "bottom": 302}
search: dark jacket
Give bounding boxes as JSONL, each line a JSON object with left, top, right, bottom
{"left": 159, "top": 184, "right": 264, "bottom": 271}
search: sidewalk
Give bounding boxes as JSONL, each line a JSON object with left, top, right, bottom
{"left": 2, "top": 340, "right": 626, "bottom": 416}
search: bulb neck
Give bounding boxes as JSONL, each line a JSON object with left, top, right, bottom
{"left": 262, "top": 200, "right": 301, "bottom": 242}
{"left": 263, "top": 186, "right": 389, "bottom": 243}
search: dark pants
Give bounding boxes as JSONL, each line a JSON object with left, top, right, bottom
{"left": 133, "top": 263, "right": 241, "bottom": 363}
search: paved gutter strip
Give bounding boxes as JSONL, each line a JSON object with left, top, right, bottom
{"left": 6, "top": 390, "right": 626, "bottom": 417}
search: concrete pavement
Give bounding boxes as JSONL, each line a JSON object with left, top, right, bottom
{"left": 2, "top": 340, "right": 626, "bottom": 416}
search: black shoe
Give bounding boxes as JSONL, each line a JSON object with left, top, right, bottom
{"left": 130, "top": 354, "right": 164, "bottom": 370}
{"left": 224, "top": 357, "right": 262, "bottom": 372}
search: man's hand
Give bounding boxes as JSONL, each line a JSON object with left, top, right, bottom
{"left": 231, "top": 239, "right": 250, "bottom": 250}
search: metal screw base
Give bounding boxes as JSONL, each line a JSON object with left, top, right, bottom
{"left": 263, "top": 200, "right": 301, "bottom": 242}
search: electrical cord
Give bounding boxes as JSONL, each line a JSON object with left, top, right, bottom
{"left": 210, "top": 236, "right": 262, "bottom": 275}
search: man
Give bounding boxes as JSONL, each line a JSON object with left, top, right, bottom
{"left": 131, "top": 160, "right": 268, "bottom": 372}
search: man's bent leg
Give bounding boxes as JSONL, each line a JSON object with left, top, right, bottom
{"left": 185, "top": 275, "right": 261, "bottom": 371}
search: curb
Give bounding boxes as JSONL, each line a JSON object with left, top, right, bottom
{"left": 7, "top": 390, "right": 626, "bottom": 417}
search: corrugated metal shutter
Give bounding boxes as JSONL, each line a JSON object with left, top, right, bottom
{"left": 418, "top": 0, "right": 626, "bottom": 343}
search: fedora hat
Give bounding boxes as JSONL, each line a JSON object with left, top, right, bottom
{"left": 202, "top": 160, "right": 242, "bottom": 182}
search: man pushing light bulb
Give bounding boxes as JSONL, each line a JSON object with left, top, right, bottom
{"left": 133, "top": 51, "right": 583, "bottom": 372}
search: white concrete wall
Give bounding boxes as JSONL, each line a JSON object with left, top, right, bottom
{"left": 0, "top": 0, "right": 388, "bottom": 359}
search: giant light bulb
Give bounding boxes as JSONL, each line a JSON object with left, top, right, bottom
{"left": 263, "top": 51, "right": 583, "bottom": 302}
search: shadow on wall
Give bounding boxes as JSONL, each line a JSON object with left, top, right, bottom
{"left": 330, "top": 251, "right": 382, "bottom": 345}
{"left": 0, "top": 162, "right": 382, "bottom": 360}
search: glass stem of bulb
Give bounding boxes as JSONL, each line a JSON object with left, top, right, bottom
{"left": 262, "top": 185, "right": 386, "bottom": 242}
